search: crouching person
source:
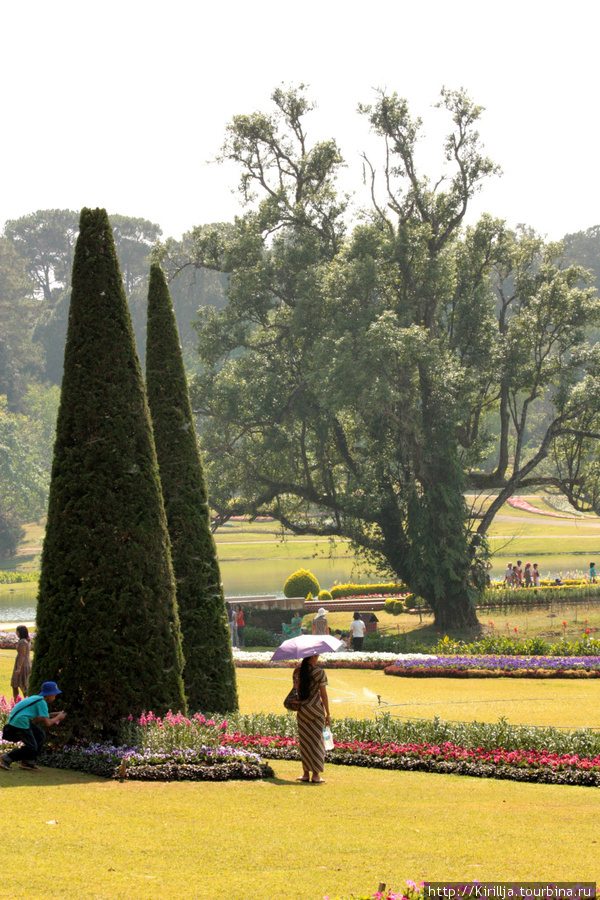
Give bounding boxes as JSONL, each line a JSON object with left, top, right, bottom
{"left": 1, "top": 682, "right": 66, "bottom": 771}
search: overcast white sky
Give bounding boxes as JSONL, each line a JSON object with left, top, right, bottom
{"left": 2, "top": 0, "right": 598, "bottom": 241}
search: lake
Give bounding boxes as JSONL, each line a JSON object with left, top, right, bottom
{"left": 0, "top": 554, "right": 589, "bottom": 625}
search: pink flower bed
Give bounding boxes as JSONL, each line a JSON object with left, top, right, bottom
{"left": 507, "top": 497, "right": 575, "bottom": 519}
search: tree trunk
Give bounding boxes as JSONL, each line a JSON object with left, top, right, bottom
{"left": 429, "top": 591, "right": 480, "bottom": 632}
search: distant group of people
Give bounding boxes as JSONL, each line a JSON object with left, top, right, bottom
{"left": 505, "top": 560, "right": 597, "bottom": 587}
{"left": 225, "top": 602, "right": 245, "bottom": 647}
{"left": 504, "top": 560, "right": 541, "bottom": 588}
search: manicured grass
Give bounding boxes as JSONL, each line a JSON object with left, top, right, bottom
{"left": 1, "top": 760, "right": 599, "bottom": 899}
{"left": 236, "top": 668, "right": 600, "bottom": 728}
{"left": 4, "top": 653, "right": 600, "bottom": 894}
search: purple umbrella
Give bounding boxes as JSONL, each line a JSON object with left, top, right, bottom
{"left": 271, "top": 634, "right": 344, "bottom": 661}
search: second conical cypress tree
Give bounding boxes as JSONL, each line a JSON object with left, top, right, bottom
{"left": 31, "top": 209, "right": 186, "bottom": 742}
{"left": 146, "top": 263, "right": 238, "bottom": 713}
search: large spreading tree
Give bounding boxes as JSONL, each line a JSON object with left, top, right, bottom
{"left": 146, "top": 263, "right": 238, "bottom": 712}
{"left": 168, "top": 86, "right": 600, "bottom": 631}
{"left": 31, "top": 208, "right": 186, "bottom": 741}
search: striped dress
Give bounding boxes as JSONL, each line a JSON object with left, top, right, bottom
{"left": 295, "top": 665, "right": 328, "bottom": 774}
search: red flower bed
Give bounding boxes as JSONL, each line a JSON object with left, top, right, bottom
{"left": 221, "top": 733, "right": 600, "bottom": 785}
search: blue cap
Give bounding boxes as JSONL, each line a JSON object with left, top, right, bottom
{"left": 40, "top": 681, "right": 62, "bottom": 696}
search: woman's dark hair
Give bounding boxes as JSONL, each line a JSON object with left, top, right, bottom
{"left": 16, "top": 625, "right": 29, "bottom": 640}
{"left": 353, "top": 611, "right": 362, "bottom": 620}
{"left": 298, "top": 657, "right": 313, "bottom": 701}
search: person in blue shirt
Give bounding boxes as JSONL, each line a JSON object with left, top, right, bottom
{"left": 1, "top": 681, "right": 66, "bottom": 771}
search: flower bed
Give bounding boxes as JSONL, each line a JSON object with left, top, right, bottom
{"left": 384, "top": 655, "right": 600, "bottom": 678}
{"left": 0, "top": 630, "right": 36, "bottom": 650}
{"left": 329, "top": 883, "right": 423, "bottom": 900}
{"left": 7, "top": 703, "right": 600, "bottom": 788}
{"left": 233, "top": 650, "right": 430, "bottom": 669}
{"left": 507, "top": 497, "right": 577, "bottom": 518}
{"left": 222, "top": 732, "right": 600, "bottom": 787}
{"left": 39, "top": 743, "right": 274, "bottom": 781}
{"left": 0, "top": 705, "right": 273, "bottom": 782}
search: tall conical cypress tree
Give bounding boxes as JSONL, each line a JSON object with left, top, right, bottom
{"left": 31, "top": 210, "right": 186, "bottom": 741}
{"left": 146, "top": 263, "right": 238, "bottom": 713}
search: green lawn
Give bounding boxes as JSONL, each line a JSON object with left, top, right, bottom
{"left": 2, "top": 761, "right": 599, "bottom": 900}
{"left": 2, "top": 660, "right": 600, "bottom": 897}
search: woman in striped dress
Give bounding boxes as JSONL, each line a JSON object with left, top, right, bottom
{"left": 293, "top": 654, "right": 330, "bottom": 784}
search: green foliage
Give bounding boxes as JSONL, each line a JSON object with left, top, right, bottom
{"left": 403, "top": 594, "right": 417, "bottom": 610}
{"left": 330, "top": 581, "right": 406, "bottom": 600}
{"left": 186, "top": 85, "right": 502, "bottom": 631}
{"left": 214, "top": 709, "right": 600, "bottom": 758}
{"left": 243, "top": 625, "right": 278, "bottom": 648}
{"left": 318, "top": 589, "right": 332, "bottom": 603}
{"left": 480, "top": 583, "right": 600, "bottom": 607}
{"left": 0, "top": 396, "right": 48, "bottom": 555}
{"left": 283, "top": 568, "right": 320, "bottom": 598}
{"left": 433, "top": 632, "right": 600, "bottom": 657}
{"left": 31, "top": 208, "right": 186, "bottom": 742}
{"left": 146, "top": 264, "right": 237, "bottom": 714}
{"left": 0, "top": 238, "right": 43, "bottom": 408}
{"left": 384, "top": 597, "right": 405, "bottom": 615}
{"left": 0, "top": 570, "right": 39, "bottom": 584}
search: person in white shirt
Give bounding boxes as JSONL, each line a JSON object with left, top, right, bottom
{"left": 349, "top": 612, "right": 366, "bottom": 651}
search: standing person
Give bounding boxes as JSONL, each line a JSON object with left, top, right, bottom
{"left": 515, "top": 560, "right": 523, "bottom": 586}
{"left": 235, "top": 604, "right": 245, "bottom": 648}
{"left": 293, "top": 654, "right": 330, "bottom": 784}
{"left": 312, "top": 608, "right": 329, "bottom": 635}
{"left": 532, "top": 563, "right": 541, "bottom": 587}
{"left": 10, "top": 625, "right": 31, "bottom": 702}
{"left": 504, "top": 563, "right": 513, "bottom": 585}
{"left": 523, "top": 563, "right": 533, "bottom": 588}
{"left": 349, "top": 612, "right": 366, "bottom": 651}
{"left": 1, "top": 682, "right": 66, "bottom": 771}
{"left": 225, "top": 601, "right": 237, "bottom": 647}
{"left": 590, "top": 562, "right": 596, "bottom": 584}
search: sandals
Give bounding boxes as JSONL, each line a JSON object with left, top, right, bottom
{"left": 295, "top": 775, "right": 310, "bottom": 782}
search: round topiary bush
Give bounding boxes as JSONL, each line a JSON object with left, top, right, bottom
{"left": 393, "top": 599, "right": 405, "bottom": 614}
{"left": 283, "top": 569, "right": 320, "bottom": 599}
{"left": 404, "top": 594, "right": 417, "bottom": 609}
{"left": 318, "top": 589, "right": 332, "bottom": 604}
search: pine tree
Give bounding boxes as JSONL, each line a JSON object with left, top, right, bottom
{"left": 31, "top": 210, "right": 186, "bottom": 741}
{"left": 146, "top": 264, "right": 238, "bottom": 712}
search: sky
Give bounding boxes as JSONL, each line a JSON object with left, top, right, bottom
{"left": 2, "top": 0, "right": 599, "bottom": 242}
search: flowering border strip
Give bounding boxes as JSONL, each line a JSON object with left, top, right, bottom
{"left": 222, "top": 733, "right": 600, "bottom": 787}
{"left": 233, "top": 651, "right": 430, "bottom": 670}
{"left": 39, "top": 745, "right": 274, "bottom": 782}
{"left": 384, "top": 655, "right": 600, "bottom": 678}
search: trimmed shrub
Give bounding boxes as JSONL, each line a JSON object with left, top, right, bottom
{"left": 146, "top": 264, "right": 237, "bottom": 714}
{"left": 318, "top": 589, "right": 333, "bottom": 604}
{"left": 283, "top": 569, "right": 320, "bottom": 598}
{"left": 31, "top": 208, "right": 186, "bottom": 742}
{"left": 404, "top": 594, "right": 417, "bottom": 609}
{"left": 384, "top": 598, "right": 405, "bottom": 615}
{"left": 330, "top": 581, "right": 407, "bottom": 600}
{"left": 243, "top": 626, "right": 278, "bottom": 648}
